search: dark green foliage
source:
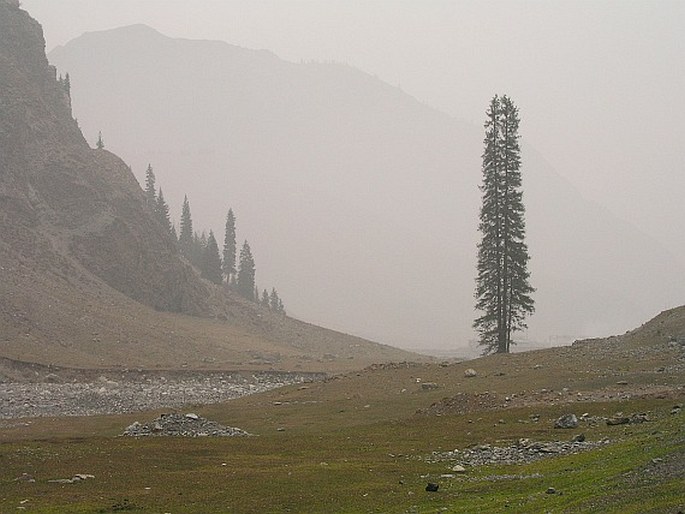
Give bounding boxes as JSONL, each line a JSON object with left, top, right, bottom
{"left": 202, "top": 231, "right": 223, "bottom": 285}
{"left": 96, "top": 131, "right": 104, "bottom": 149}
{"left": 222, "top": 209, "right": 237, "bottom": 283}
{"left": 191, "top": 231, "right": 207, "bottom": 269}
{"left": 57, "top": 72, "right": 70, "bottom": 97}
{"left": 144, "top": 164, "right": 156, "bottom": 207}
{"left": 474, "top": 95, "right": 534, "bottom": 354}
{"left": 261, "top": 289, "right": 270, "bottom": 307}
{"left": 155, "top": 188, "right": 173, "bottom": 238}
{"left": 270, "top": 288, "right": 286, "bottom": 315}
{"left": 236, "top": 240, "right": 256, "bottom": 300}
{"left": 179, "top": 195, "right": 193, "bottom": 257}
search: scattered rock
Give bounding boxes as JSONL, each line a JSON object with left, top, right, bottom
{"left": 671, "top": 405, "right": 682, "bottom": 415}
{"left": 426, "top": 438, "right": 610, "bottom": 467}
{"left": 421, "top": 382, "right": 439, "bottom": 391}
{"left": 464, "top": 368, "right": 478, "bottom": 378}
{"left": 14, "top": 473, "right": 35, "bottom": 483}
{"left": 451, "top": 465, "right": 467, "bottom": 473}
{"left": 123, "top": 413, "right": 250, "bottom": 437}
{"left": 554, "top": 413, "right": 579, "bottom": 429}
{"left": 572, "top": 433, "right": 586, "bottom": 443}
{"left": 1, "top": 371, "right": 322, "bottom": 419}
{"left": 48, "top": 474, "right": 94, "bottom": 484}
{"left": 605, "top": 412, "right": 650, "bottom": 426}
{"left": 425, "top": 483, "right": 439, "bottom": 492}
{"left": 546, "top": 487, "right": 556, "bottom": 494}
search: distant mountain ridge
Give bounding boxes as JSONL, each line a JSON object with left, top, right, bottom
{"left": 0, "top": 2, "right": 420, "bottom": 371}
{"left": 47, "top": 23, "right": 685, "bottom": 348}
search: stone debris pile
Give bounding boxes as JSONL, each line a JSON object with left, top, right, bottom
{"left": 425, "top": 437, "right": 610, "bottom": 467}
{"left": 123, "top": 413, "right": 251, "bottom": 437}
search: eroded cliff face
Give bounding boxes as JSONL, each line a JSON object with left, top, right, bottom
{"left": 0, "top": 1, "right": 209, "bottom": 314}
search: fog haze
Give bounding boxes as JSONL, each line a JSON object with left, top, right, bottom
{"left": 20, "top": 0, "right": 685, "bottom": 351}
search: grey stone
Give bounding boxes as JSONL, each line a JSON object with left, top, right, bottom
{"left": 572, "top": 433, "right": 586, "bottom": 443}
{"left": 464, "top": 368, "right": 477, "bottom": 378}
{"left": 554, "top": 414, "right": 579, "bottom": 429}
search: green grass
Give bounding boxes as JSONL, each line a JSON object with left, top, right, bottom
{"left": 1, "top": 398, "right": 683, "bottom": 513}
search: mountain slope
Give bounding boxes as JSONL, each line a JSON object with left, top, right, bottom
{"left": 48, "top": 24, "right": 685, "bottom": 349}
{"left": 0, "top": 2, "right": 421, "bottom": 371}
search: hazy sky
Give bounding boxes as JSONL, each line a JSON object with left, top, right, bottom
{"left": 22, "top": 0, "right": 685, "bottom": 260}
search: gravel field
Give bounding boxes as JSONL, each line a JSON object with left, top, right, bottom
{"left": 0, "top": 370, "right": 324, "bottom": 419}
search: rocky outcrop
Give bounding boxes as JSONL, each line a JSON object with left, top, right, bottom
{"left": 0, "top": 0, "right": 209, "bottom": 315}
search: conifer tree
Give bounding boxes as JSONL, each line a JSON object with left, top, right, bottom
{"left": 96, "top": 131, "right": 104, "bottom": 149}
{"left": 145, "top": 164, "right": 156, "bottom": 206}
{"left": 261, "top": 289, "right": 270, "bottom": 308}
{"left": 189, "top": 231, "right": 207, "bottom": 269}
{"left": 155, "top": 188, "right": 173, "bottom": 236}
{"left": 474, "top": 95, "right": 534, "bottom": 354}
{"left": 222, "top": 209, "right": 237, "bottom": 283}
{"left": 269, "top": 288, "right": 279, "bottom": 312}
{"left": 179, "top": 195, "right": 193, "bottom": 257}
{"left": 236, "top": 240, "right": 256, "bottom": 300}
{"left": 202, "top": 231, "right": 223, "bottom": 285}
{"left": 58, "top": 73, "right": 71, "bottom": 96}
{"left": 268, "top": 288, "right": 286, "bottom": 315}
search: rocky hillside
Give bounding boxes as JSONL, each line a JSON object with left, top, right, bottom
{"left": 0, "top": 1, "right": 421, "bottom": 371}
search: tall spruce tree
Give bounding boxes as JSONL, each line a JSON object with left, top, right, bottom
{"left": 179, "top": 195, "right": 193, "bottom": 257}
{"left": 269, "top": 288, "right": 280, "bottom": 312}
{"left": 144, "top": 164, "right": 156, "bottom": 207}
{"left": 474, "top": 95, "right": 534, "bottom": 355}
{"left": 96, "top": 131, "right": 104, "bottom": 149}
{"left": 64, "top": 72, "right": 71, "bottom": 97}
{"left": 236, "top": 240, "right": 256, "bottom": 300}
{"left": 222, "top": 208, "right": 237, "bottom": 283}
{"left": 202, "top": 231, "right": 223, "bottom": 285}
{"left": 155, "top": 188, "right": 173, "bottom": 236}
